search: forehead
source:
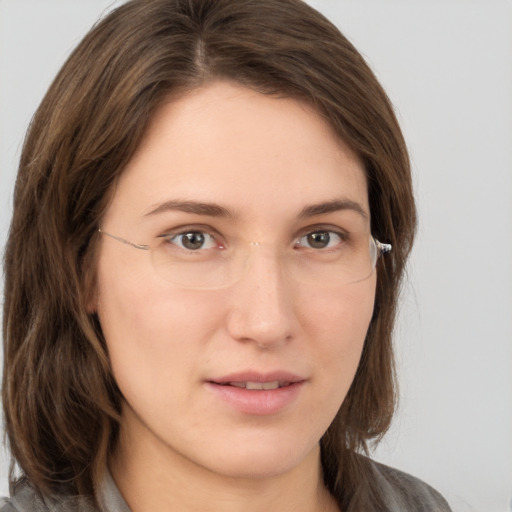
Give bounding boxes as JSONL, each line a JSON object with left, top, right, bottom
{"left": 106, "top": 81, "right": 368, "bottom": 223}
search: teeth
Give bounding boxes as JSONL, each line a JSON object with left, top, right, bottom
{"left": 228, "top": 381, "right": 283, "bottom": 390}
{"left": 246, "top": 382, "right": 264, "bottom": 390}
{"left": 229, "top": 382, "right": 247, "bottom": 389}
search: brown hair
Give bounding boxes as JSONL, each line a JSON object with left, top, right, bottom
{"left": 2, "top": 0, "right": 415, "bottom": 508}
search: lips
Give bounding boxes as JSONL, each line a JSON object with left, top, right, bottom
{"left": 209, "top": 371, "right": 304, "bottom": 388}
{"left": 220, "top": 381, "right": 290, "bottom": 390}
{"left": 206, "top": 371, "right": 305, "bottom": 415}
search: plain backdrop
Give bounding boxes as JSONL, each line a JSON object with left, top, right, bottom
{"left": 1, "top": 1, "right": 511, "bottom": 511}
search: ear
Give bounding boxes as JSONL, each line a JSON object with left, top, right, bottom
{"left": 81, "top": 251, "right": 99, "bottom": 315}
{"left": 86, "top": 287, "right": 99, "bottom": 314}
{"left": 80, "top": 229, "right": 103, "bottom": 315}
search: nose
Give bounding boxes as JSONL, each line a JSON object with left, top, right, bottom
{"left": 225, "top": 248, "right": 298, "bottom": 349}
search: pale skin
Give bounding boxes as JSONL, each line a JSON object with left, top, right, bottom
{"left": 94, "top": 81, "right": 376, "bottom": 512}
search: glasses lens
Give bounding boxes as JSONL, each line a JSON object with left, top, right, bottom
{"left": 151, "top": 248, "right": 235, "bottom": 289}
{"left": 150, "top": 233, "right": 381, "bottom": 289}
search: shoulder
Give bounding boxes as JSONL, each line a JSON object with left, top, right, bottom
{"left": 0, "top": 480, "right": 97, "bottom": 512}
{"left": 0, "top": 480, "right": 45, "bottom": 512}
{"left": 366, "top": 458, "right": 452, "bottom": 512}
{"left": 0, "top": 497, "right": 16, "bottom": 512}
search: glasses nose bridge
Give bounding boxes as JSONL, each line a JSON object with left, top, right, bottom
{"left": 234, "top": 239, "right": 289, "bottom": 285}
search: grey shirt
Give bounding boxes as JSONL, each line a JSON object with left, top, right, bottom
{"left": 0, "top": 471, "right": 129, "bottom": 512}
{"left": 0, "top": 460, "right": 452, "bottom": 511}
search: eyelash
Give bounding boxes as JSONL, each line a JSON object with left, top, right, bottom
{"left": 158, "top": 225, "right": 350, "bottom": 252}
{"left": 158, "top": 225, "right": 224, "bottom": 251}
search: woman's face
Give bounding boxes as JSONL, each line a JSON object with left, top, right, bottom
{"left": 95, "top": 81, "right": 376, "bottom": 479}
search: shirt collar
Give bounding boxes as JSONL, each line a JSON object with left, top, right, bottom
{"left": 98, "top": 469, "right": 131, "bottom": 512}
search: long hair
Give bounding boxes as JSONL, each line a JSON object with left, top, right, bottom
{"left": 2, "top": 0, "right": 416, "bottom": 508}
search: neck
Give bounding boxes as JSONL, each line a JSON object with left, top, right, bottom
{"left": 110, "top": 423, "right": 339, "bottom": 512}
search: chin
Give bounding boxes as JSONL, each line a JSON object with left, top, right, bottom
{"left": 196, "top": 434, "right": 321, "bottom": 481}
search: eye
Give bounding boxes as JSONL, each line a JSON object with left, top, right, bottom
{"left": 165, "top": 230, "right": 218, "bottom": 251}
{"left": 295, "top": 230, "right": 344, "bottom": 250}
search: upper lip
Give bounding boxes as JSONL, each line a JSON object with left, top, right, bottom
{"left": 208, "top": 371, "right": 306, "bottom": 385}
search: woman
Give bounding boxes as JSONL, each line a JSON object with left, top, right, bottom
{"left": 2, "top": 0, "right": 451, "bottom": 510}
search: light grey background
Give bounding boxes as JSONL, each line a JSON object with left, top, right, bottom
{"left": 1, "top": 1, "right": 511, "bottom": 511}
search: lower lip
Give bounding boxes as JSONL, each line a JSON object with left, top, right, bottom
{"left": 205, "top": 382, "right": 304, "bottom": 415}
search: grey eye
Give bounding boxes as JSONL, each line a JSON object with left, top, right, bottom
{"left": 298, "top": 230, "right": 342, "bottom": 249}
{"left": 170, "top": 231, "right": 215, "bottom": 251}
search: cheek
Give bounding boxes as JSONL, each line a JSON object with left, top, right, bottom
{"left": 95, "top": 258, "right": 222, "bottom": 389}
{"left": 301, "top": 280, "right": 375, "bottom": 390}
{"left": 303, "top": 278, "right": 375, "bottom": 345}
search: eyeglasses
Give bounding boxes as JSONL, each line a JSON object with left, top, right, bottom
{"left": 98, "top": 228, "right": 391, "bottom": 290}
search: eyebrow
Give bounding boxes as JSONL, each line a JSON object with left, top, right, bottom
{"left": 145, "top": 200, "right": 233, "bottom": 217}
{"left": 298, "top": 199, "right": 368, "bottom": 220}
{"left": 144, "top": 198, "right": 368, "bottom": 220}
